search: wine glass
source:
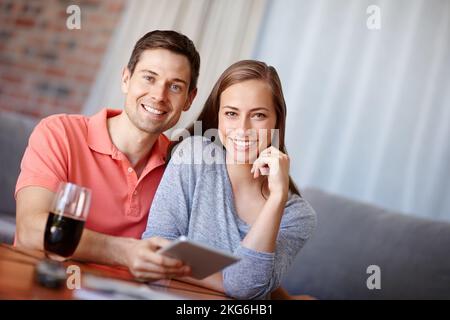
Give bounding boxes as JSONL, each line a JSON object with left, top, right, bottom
{"left": 43, "top": 182, "right": 91, "bottom": 262}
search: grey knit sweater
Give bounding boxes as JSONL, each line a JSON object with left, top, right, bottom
{"left": 142, "top": 136, "right": 316, "bottom": 299}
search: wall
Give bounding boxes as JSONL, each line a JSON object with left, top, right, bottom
{"left": 0, "top": 0, "right": 124, "bottom": 119}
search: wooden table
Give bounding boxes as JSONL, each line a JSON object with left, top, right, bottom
{"left": 0, "top": 243, "right": 229, "bottom": 300}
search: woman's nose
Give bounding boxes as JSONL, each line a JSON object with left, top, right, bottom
{"left": 237, "top": 116, "right": 251, "bottom": 131}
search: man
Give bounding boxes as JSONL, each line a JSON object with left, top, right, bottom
{"left": 15, "top": 30, "right": 199, "bottom": 280}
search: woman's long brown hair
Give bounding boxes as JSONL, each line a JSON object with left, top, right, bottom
{"left": 170, "top": 60, "right": 301, "bottom": 196}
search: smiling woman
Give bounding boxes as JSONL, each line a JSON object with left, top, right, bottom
{"left": 219, "top": 79, "right": 277, "bottom": 165}
{"left": 142, "top": 60, "right": 316, "bottom": 299}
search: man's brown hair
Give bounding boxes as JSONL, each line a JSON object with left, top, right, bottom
{"left": 127, "top": 30, "right": 200, "bottom": 92}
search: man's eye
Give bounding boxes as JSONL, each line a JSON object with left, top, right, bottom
{"left": 143, "top": 76, "right": 154, "bottom": 82}
{"left": 225, "top": 111, "right": 237, "bottom": 117}
{"left": 170, "top": 84, "right": 181, "bottom": 92}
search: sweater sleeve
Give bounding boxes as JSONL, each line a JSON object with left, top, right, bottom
{"left": 223, "top": 195, "right": 317, "bottom": 299}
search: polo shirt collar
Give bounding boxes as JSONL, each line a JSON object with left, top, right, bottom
{"left": 144, "top": 134, "right": 170, "bottom": 174}
{"left": 88, "top": 108, "right": 121, "bottom": 156}
{"left": 87, "top": 108, "right": 170, "bottom": 168}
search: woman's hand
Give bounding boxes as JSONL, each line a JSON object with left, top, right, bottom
{"left": 125, "top": 237, "right": 191, "bottom": 281}
{"left": 251, "top": 146, "right": 290, "bottom": 202}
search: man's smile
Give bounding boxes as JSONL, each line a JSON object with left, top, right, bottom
{"left": 141, "top": 103, "right": 168, "bottom": 115}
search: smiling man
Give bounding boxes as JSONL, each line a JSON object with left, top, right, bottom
{"left": 15, "top": 30, "right": 199, "bottom": 280}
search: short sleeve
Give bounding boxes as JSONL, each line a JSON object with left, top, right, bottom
{"left": 15, "top": 117, "right": 69, "bottom": 197}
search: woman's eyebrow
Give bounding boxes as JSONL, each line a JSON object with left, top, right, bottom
{"left": 222, "top": 106, "right": 270, "bottom": 112}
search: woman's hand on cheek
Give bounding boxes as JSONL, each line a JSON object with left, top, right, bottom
{"left": 251, "top": 146, "right": 290, "bottom": 202}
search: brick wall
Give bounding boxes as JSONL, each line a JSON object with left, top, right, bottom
{"left": 0, "top": 0, "right": 125, "bottom": 119}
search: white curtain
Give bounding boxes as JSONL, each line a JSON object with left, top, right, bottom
{"left": 254, "top": 0, "right": 450, "bottom": 221}
{"left": 83, "top": 0, "right": 267, "bottom": 134}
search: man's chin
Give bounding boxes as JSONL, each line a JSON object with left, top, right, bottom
{"left": 134, "top": 122, "right": 167, "bottom": 135}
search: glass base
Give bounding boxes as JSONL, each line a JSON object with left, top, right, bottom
{"left": 45, "top": 251, "right": 69, "bottom": 262}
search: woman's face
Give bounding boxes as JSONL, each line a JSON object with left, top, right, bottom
{"left": 218, "top": 79, "right": 277, "bottom": 164}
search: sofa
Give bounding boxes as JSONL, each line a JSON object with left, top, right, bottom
{"left": 1, "top": 111, "right": 450, "bottom": 299}
{"left": 0, "top": 111, "right": 37, "bottom": 244}
{"left": 282, "top": 188, "right": 450, "bottom": 299}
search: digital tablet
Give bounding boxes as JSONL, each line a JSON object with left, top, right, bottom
{"left": 157, "top": 236, "right": 240, "bottom": 279}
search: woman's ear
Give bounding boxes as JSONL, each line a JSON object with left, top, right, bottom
{"left": 121, "top": 67, "right": 131, "bottom": 94}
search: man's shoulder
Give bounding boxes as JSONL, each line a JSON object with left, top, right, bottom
{"left": 36, "top": 113, "right": 89, "bottom": 137}
{"left": 40, "top": 113, "right": 88, "bottom": 126}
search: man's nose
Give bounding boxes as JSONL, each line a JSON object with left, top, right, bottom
{"left": 151, "top": 82, "right": 167, "bottom": 102}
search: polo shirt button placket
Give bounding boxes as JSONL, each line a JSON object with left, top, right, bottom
{"left": 131, "top": 189, "right": 138, "bottom": 214}
{"left": 125, "top": 166, "right": 138, "bottom": 216}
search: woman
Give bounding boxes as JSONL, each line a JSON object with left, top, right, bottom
{"left": 142, "top": 60, "right": 316, "bottom": 299}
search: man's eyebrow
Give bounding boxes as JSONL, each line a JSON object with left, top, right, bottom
{"left": 222, "top": 106, "right": 270, "bottom": 112}
{"left": 140, "top": 69, "right": 187, "bottom": 85}
{"left": 140, "top": 69, "right": 158, "bottom": 76}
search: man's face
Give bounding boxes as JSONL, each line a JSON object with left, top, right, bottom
{"left": 121, "top": 48, "right": 197, "bottom": 134}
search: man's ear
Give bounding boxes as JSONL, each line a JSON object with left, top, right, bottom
{"left": 121, "top": 67, "right": 131, "bottom": 94}
{"left": 183, "top": 87, "right": 197, "bottom": 111}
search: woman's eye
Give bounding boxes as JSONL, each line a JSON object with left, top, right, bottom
{"left": 253, "top": 113, "right": 266, "bottom": 119}
{"left": 225, "top": 111, "right": 237, "bottom": 117}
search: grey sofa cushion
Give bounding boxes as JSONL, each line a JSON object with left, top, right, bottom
{"left": 0, "top": 215, "right": 16, "bottom": 244}
{"left": 282, "top": 188, "right": 450, "bottom": 299}
{"left": 0, "top": 111, "right": 37, "bottom": 243}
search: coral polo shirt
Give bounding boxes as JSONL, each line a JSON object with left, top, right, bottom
{"left": 15, "top": 108, "right": 170, "bottom": 239}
